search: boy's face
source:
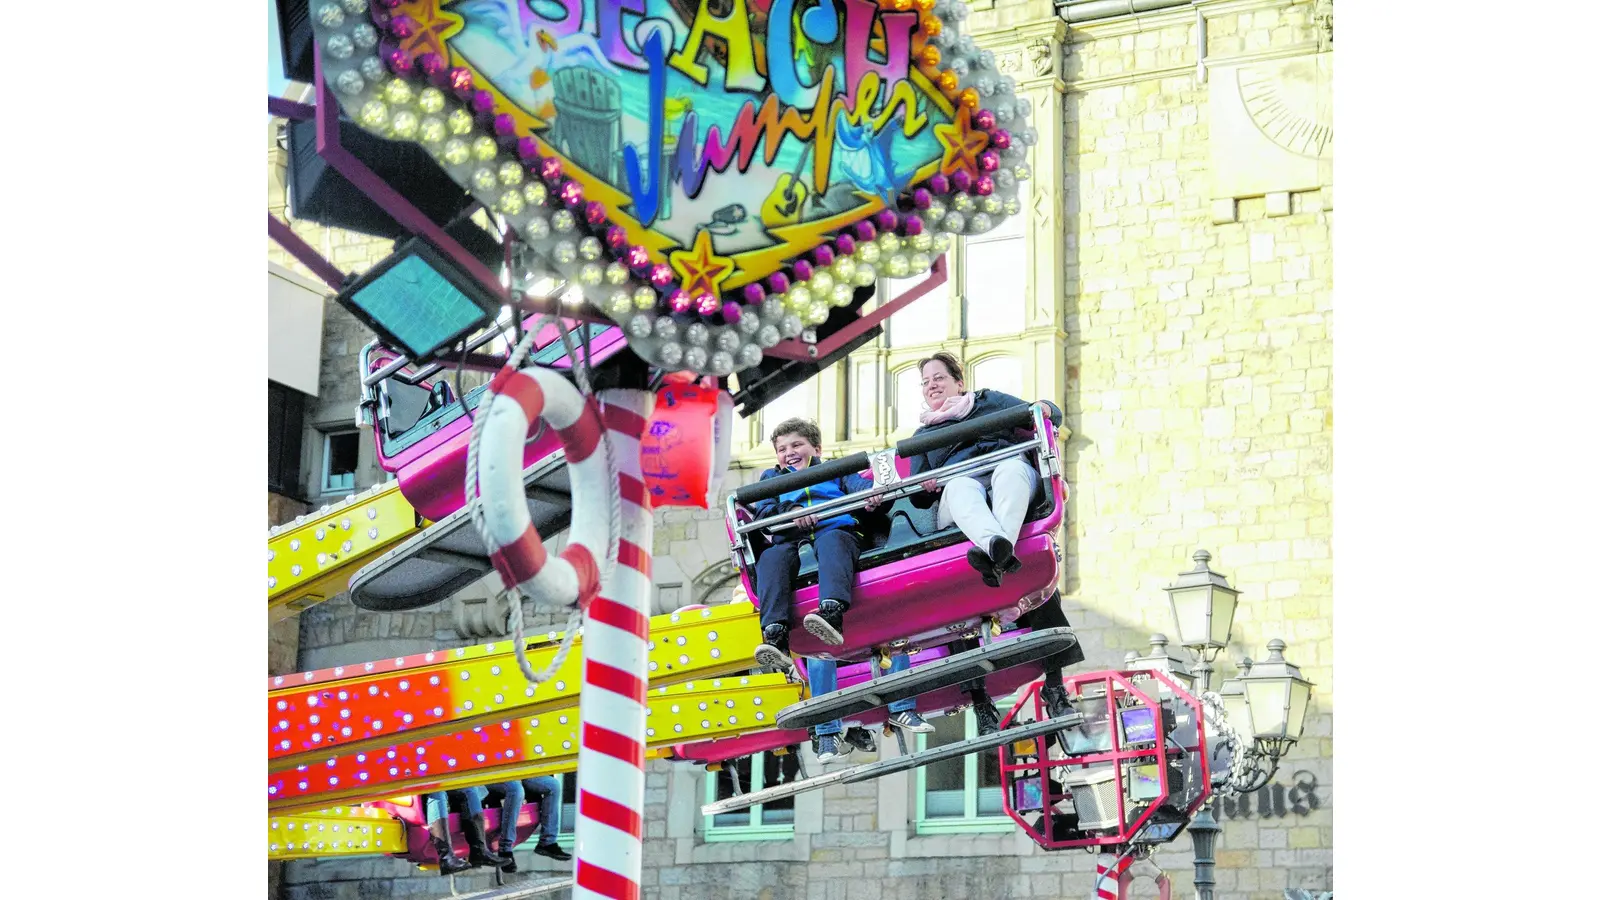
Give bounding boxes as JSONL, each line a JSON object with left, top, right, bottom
{"left": 772, "top": 432, "right": 821, "bottom": 469}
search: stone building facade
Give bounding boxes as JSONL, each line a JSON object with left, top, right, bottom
{"left": 268, "top": 2, "right": 1332, "bottom": 898}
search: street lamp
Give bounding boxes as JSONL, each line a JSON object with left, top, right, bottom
{"left": 1187, "top": 808, "right": 1222, "bottom": 900}
{"left": 1162, "top": 549, "right": 1239, "bottom": 691}
{"left": 1124, "top": 633, "right": 1196, "bottom": 694}
{"left": 1217, "top": 658, "right": 1254, "bottom": 741}
{"left": 1238, "top": 638, "right": 1314, "bottom": 764}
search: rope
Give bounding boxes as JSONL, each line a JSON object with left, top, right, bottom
{"left": 463, "top": 315, "right": 624, "bottom": 686}
{"left": 1200, "top": 690, "right": 1261, "bottom": 797}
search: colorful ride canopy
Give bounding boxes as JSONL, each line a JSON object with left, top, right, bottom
{"left": 309, "top": 0, "right": 1036, "bottom": 376}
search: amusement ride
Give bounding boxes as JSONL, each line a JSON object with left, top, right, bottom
{"left": 266, "top": 2, "right": 1316, "bottom": 898}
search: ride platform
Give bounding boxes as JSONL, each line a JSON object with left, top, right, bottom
{"left": 774, "top": 628, "right": 1079, "bottom": 731}
{"left": 268, "top": 481, "right": 423, "bottom": 620}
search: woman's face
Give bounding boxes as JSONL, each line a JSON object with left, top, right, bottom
{"left": 921, "top": 359, "right": 964, "bottom": 407}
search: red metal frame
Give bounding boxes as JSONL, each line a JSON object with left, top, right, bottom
{"left": 997, "top": 669, "right": 1209, "bottom": 851}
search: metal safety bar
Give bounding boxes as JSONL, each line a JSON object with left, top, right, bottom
{"left": 731, "top": 402, "right": 1060, "bottom": 540}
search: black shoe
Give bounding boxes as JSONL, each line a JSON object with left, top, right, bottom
{"left": 802, "top": 599, "right": 847, "bottom": 646}
{"left": 533, "top": 842, "right": 572, "bottom": 862}
{"left": 428, "top": 822, "right": 471, "bottom": 876}
{"left": 966, "top": 547, "right": 1002, "bottom": 588}
{"left": 754, "top": 624, "right": 794, "bottom": 672}
{"left": 842, "top": 726, "right": 877, "bottom": 753}
{"left": 462, "top": 814, "right": 512, "bottom": 868}
{"left": 990, "top": 537, "right": 1018, "bottom": 575}
{"left": 1040, "top": 679, "right": 1075, "bottom": 721}
{"left": 973, "top": 698, "right": 1003, "bottom": 737}
{"left": 888, "top": 710, "right": 935, "bottom": 734}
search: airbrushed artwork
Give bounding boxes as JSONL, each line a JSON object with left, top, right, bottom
{"left": 309, "top": 0, "right": 1035, "bottom": 375}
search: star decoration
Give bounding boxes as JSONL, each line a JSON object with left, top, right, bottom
{"left": 669, "top": 229, "right": 736, "bottom": 298}
{"left": 396, "top": 1, "right": 463, "bottom": 61}
{"left": 933, "top": 106, "right": 990, "bottom": 178}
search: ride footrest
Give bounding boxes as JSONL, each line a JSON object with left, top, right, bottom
{"left": 449, "top": 877, "right": 575, "bottom": 899}
{"left": 774, "top": 627, "right": 1079, "bottom": 731}
{"left": 701, "top": 713, "right": 1083, "bottom": 816}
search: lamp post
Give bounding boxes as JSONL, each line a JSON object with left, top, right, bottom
{"left": 1238, "top": 638, "right": 1315, "bottom": 769}
{"left": 1162, "top": 550, "right": 1239, "bottom": 692}
{"left": 1187, "top": 808, "right": 1221, "bottom": 900}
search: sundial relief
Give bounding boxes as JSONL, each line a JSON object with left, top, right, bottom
{"left": 1210, "top": 52, "right": 1333, "bottom": 217}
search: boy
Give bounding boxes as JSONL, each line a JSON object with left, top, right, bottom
{"left": 746, "top": 418, "right": 934, "bottom": 760}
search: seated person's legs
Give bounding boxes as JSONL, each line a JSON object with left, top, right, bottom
{"left": 520, "top": 775, "right": 572, "bottom": 860}
{"left": 949, "top": 636, "right": 1004, "bottom": 736}
{"left": 487, "top": 780, "right": 525, "bottom": 862}
{"left": 753, "top": 542, "right": 802, "bottom": 671}
{"left": 422, "top": 791, "right": 469, "bottom": 875}
{"left": 449, "top": 786, "right": 509, "bottom": 869}
{"left": 936, "top": 475, "right": 1009, "bottom": 586}
{"left": 805, "top": 656, "right": 847, "bottom": 762}
{"left": 799, "top": 526, "right": 862, "bottom": 646}
{"left": 884, "top": 654, "right": 933, "bottom": 733}
{"left": 987, "top": 456, "right": 1040, "bottom": 567}
{"left": 1016, "top": 593, "right": 1083, "bottom": 718}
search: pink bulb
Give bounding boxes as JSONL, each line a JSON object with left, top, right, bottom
{"left": 903, "top": 216, "right": 924, "bottom": 236}
{"left": 668, "top": 290, "right": 692, "bottom": 314}
{"left": 793, "top": 260, "right": 814, "bottom": 281}
{"left": 975, "top": 175, "right": 995, "bottom": 196}
{"left": 389, "top": 16, "right": 417, "bottom": 39}
{"left": 979, "top": 151, "right": 1000, "bottom": 173}
{"left": 418, "top": 53, "right": 447, "bottom": 78}
{"left": 874, "top": 210, "right": 899, "bottom": 231}
{"left": 695, "top": 293, "right": 720, "bottom": 316}
{"left": 742, "top": 284, "right": 765, "bottom": 305}
{"left": 447, "top": 68, "right": 473, "bottom": 96}
{"left": 539, "top": 157, "right": 563, "bottom": 183}
{"left": 493, "top": 114, "right": 516, "bottom": 136}
{"left": 813, "top": 244, "right": 835, "bottom": 267}
{"left": 470, "top": 91, "right": 495, "bottom": 115}
{"left": 951, "top": 170, "right": 972, "bottom": 193}
{"left": 991, "top": 130, "right": 1012, "bottom": 150}
{"left": 625, "top": 245, "right": 650, "bottom": 269}
{"left": 928, "top": 174, "right": 950, "bottom": 195}
{"left": 834, "top": 235, "right": 855, "bottom": 256}
{"left": 768, "top": 272, "right": 791, "bottom": 294}
{"left": 854, "top": 221, "right": 877, "bottom": 242}
{"left": 606, "top": 226, "right": 628, "bottom": 250}
{"left": 649, "top": 264, "right": 674, "bottom": 287}
{"left": 377, "top": 0, "right": 403, "bottom": 9}
{"left": 974, "top": 109, "right": 997, "bottom": 131}
{"left": 516, "top": 138, "right": 540, "bottom": 161}
{"left": 384, "top": 49, "right": 413, "bottom": 75}
{"left": 584, "top": 200, "right": 607, "bottom": 225}
{"left": 557, "top": 180, "right": 583, "bottom": 206}
{"left": 723, "top": 302, "right": 743, "bottom": 323}
{"left": 912, "top": 188, "right": 933, "bottom": 209}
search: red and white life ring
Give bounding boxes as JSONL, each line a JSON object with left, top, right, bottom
{"left": 473, "top": 365, "right": 614, "bottom": 610}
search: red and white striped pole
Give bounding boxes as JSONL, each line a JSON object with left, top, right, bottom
{"left": 573, "top": 389, "right": 654, "bottom": 900}
{"left": 1094, "top": 851, "right": 1132, "bottom": 900}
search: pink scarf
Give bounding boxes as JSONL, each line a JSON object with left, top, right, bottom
{"left": 919, "top": 391, "right": 977, "bottom": 427}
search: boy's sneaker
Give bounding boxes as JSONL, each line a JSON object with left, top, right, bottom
{"left": 888, "top": 710, "right": 936, "bottom": 734}
{"left": 1040, "top": 679, "right": 1076, "bottom": 720}
{"left": 842, "top": 726, "right": 877, "bottom": 754}
{"left": 812, "top": 732, "right": 846, "bottom": 764}
{"left": 753, "top": 624, "right": 794, "bottom": 672}
{"left": 533, "top": 842, "right": 572, "bottom": 861}
{"left": 973, "top": 698, "right": 1003, "bottom": 737}
{"left": 802, "top": 599, "right": 847, "bottom": 645}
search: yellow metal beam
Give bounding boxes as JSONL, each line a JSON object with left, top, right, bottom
{"left": 269, "top": 674, "right": 800, "bottom": 814}
{"left": 270, "top": 604, "right": 764, "bottom": 772}
{"left": 268, "top": 481, "right": 424, "bottom": 621}
{"left": 267, "top": 805, "right": 407, "bottom": 859}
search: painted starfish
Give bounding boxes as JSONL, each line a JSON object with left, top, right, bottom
{"left": 933, "top": 106, "right": 990, "bottom": 179}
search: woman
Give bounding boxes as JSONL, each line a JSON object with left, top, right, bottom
{"left": 906, "top": 352, "right": 1079, "bottom": 731}
{"left": 907, "top": 352, "right": 1050, "bottom": 588}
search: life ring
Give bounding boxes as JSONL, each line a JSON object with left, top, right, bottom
{"left": 472, "top": 365, "right": 613, "bottom": 610}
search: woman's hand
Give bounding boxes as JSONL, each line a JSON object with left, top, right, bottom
{"left": 919, "top": 479, "right": 941, "bottom": 494}
{"left": 796, "top": 513, "right": 819, "bottom": 530}
{"left": 863, "top": 494, "right": 883, "bottom": 512}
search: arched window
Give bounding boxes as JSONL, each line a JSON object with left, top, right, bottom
{"left": 892, "top": 365, "right": 925, "bottom": 434}
{"left": 970, "top": 355, "right": 1024, "bottom": 400}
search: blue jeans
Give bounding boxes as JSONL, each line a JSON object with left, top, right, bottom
{"left": 497, "top": 776, "right": 563, "bottom": 848}
{"left": 756, "top": 526, "right": 864, "bottom": 632}
{"left": 423, "top": 788, "right": 482, "bottom": 825}
{"left": 807, "top": 655, "right": 915, "bottom": 736}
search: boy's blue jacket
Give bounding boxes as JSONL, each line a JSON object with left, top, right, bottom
{"left": 748, "top": 456, "right": 876, "bottom": 537}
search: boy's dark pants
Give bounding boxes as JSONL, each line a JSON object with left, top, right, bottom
{"left": 754, "top": 526, "right": 863, "bottom": 632}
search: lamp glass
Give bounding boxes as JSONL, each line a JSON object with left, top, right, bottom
{"left": 1286, "top": 679, "right": 1311, "bottom": 741}
{"left": 1168, "top": 585, "right": 1213, "bottom": 649}
{"left": 1220, "top": 684, "right": 1253, "bottom": 739}
{"left": 1244, "top": 678, "right": 1289, "bottom": 740}
{"left": 1208, "top": 587, "right": 1238, "bottom": 648}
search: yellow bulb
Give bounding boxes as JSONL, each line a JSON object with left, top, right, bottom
{"left": 923, "top": 17, "right": 942, "bottom": 37}
{"left": 417, "top": 87, "right": 445, "bottom": 114}
{"left": 494, "top": 191, "right": 525, "bottom": 216}
{"left": 447, "top": 109, "right": 473, "bottom": 135}
{"left": 418, "top": 117, "right": 445, "bottom": 145}
{"left": 472, "top": 167, "right": 498, "bottom": 191}
{"left": 442, "top": 139, "right": 470, "bottom": 165}
{"left": 389, "top": 110, "right": 419, "bottom": 140}
{"left": 522, "top": 182, "right": 548, "bottom": 205}
{"left": 471, "top": 136, "right": 498, "bottom": 161}
{"left": 497, "top": 162, "right": 524, "bottom": 187}
{"left": 383, "top": 79, "right": 413, "bottom": 106}
{"left": 357, "top": 100, "right": 388, "bottom": 129}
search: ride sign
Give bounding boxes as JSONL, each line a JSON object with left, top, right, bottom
{"left": 308, "top": 0, "right": 1036, "bottom": 376}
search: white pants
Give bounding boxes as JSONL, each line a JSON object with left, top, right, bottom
{"left": 935, "top": 456, "right": 1040, "bottom": 556}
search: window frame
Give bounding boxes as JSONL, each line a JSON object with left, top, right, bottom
{"left": 913, "top": 704, "right": 1017, "bottom": 835}
{"left": 701, "top": 752, "right": 799, "bottom": 842}
{"left": 319, "top": 429, "right": 360, "bottom": 495}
